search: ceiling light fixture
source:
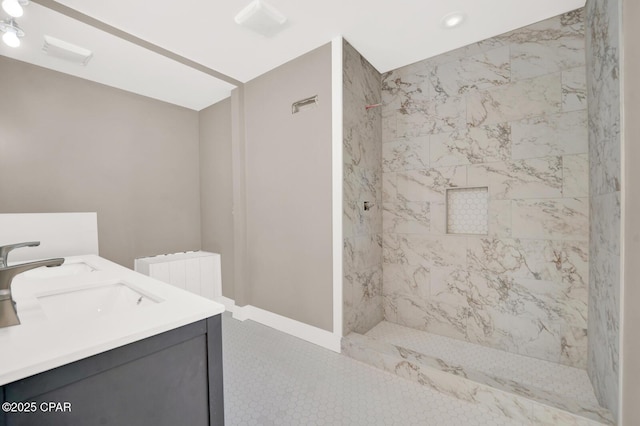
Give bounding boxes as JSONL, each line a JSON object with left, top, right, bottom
{"left": 0, "top": 18, "right": 24, "bottom": 47}
{"left": 441, "top": 12, "right": 466, "bottom": 29}
{"left": 1, "top": 0, "right": 28, "bottom": 18}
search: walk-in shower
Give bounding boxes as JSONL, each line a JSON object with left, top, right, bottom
{"left": 341, "top": 5, "right": 620, "bottom": 424}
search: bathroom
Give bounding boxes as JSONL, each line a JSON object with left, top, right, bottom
{"left": 0, "top": 0, "right": 638, "bottom": 425}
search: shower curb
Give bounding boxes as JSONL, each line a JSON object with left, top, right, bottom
{"left": 342, "top": 333, "right": 613, "bottom": 426}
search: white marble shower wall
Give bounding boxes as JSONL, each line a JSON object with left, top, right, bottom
{"left": 585, "top": 0, "right": 621, "bottom": 418}
{"left": 343, "top": 40, "right": 384, "bottom": 335}
{"left": 381, "top": 9, "right": 589, "bottom": 368}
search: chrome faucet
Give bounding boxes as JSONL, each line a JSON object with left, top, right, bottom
{"left": 0, "top": 257, "right": 65, "bottom": 328}
{"left": 0, "top": 241, "right": 40, "bottom": 267}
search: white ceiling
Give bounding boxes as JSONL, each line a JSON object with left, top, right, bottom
{"left": 0, "top": 3, "right": 236, "bottom": 110}
{"left": 1, "top": 0, "right": 586, "bottom": 110}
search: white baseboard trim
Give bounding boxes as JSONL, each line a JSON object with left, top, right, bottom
{"left": 216, "top": 296, "right": 237, "bottom": 312}
{"left": 218, "top": 297, "right": 341, "bottom": 353}
{"left": 231, "top": 304, "right": 251, "bottom": 322}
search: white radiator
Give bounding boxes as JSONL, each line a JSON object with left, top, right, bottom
{"left": 134, "top": 251, "right": 221, "bottom": 301}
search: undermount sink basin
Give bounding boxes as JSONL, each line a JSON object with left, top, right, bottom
{"left": 36, "top": 282, "right": 160, "bottom": 321}
{"left": 22, "top": 262, "right": 95, "bottom": 279}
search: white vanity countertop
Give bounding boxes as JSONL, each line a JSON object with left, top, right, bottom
{"left": 0, "top": 255, "right": 225, "bottom": 386}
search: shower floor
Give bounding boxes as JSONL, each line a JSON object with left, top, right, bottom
{"left": 342, "top": 321, "right": 614, "bottom": 425}
{"left": 366, "top": 321, "right": 597, "bottom": 406}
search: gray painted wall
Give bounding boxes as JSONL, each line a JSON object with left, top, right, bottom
{"left": 242, "top": 44, "right": 333, "bottom": 331}
{"left": 199, "top": 98, "right": 235, "bottom": 299}
{"left": 230, "top": 87, "right": 249, "bottom": 307}
{"left": 586, "top": 0, "right": 621, "bottom": 419}
{"left": 622, "top": 0, "right": 639, "bottom": 423}
{"left": 0, "top": 56, "right": 202, "bottom": 268}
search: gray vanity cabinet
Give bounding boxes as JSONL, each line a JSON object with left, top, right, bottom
{"left": 0, "top": 315, "right": 224, "bottom": 426}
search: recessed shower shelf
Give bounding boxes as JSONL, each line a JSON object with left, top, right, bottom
{"left": 446, "top": 187, "right": 488, "bottom": 235}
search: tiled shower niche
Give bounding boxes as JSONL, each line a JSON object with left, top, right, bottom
{"left": 446, "top": 187, "right": 488, "bottom": 235}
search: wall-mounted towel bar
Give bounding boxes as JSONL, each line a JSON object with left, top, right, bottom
{"left": 292, "top": 95, "right": 318, "bottom": 114}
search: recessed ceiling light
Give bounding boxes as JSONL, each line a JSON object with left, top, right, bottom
{"left": 441, "top": 12, "right": 466, "bottom": 29}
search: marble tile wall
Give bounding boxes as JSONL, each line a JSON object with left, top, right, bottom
{"left": 343, "top": 40, "right": 384, "bottom": 335}
{"left": 585, "top": 0, "right": 621, "bottom": 419}
{"left": 381, "top": 10, "right": 589, "bottom": 368}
